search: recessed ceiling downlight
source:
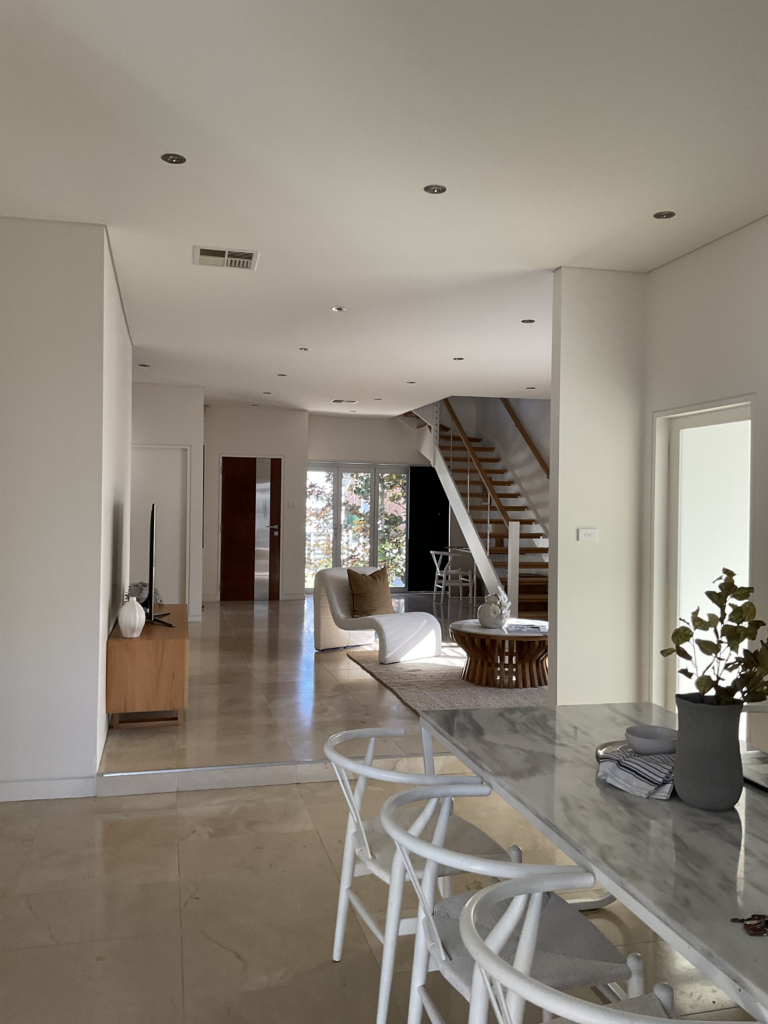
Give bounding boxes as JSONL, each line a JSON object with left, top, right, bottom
{"left": 299, "top": 347, "right": 310, "bottom": 351}
{"left": 332, "top": 306, "right": 346, "bottom": 312}
{"left": 138, "top": 363, "right": 150, "bottom": 367}
{"left": 453, "top": 357, "right": 464, "bottom": 361}
{"left": 526, "top": 387, "right": 536, "bottom": 390}
{"left": 406, "top": 381, "right": 416, "bottom": 384}
{"left": 277, "top": 373, "right": 287, "bottom": 377}
{"left": 424, "top": 184, "right": 446, "bottom": 194}
{"left": 161, "top": 153, "right": 186, "bottom": 164}
{"left": 521, "top": 319, "right": 535, "bottom": 324}
{"left": 330, "top": 399, "right": 357, "bottom": 404}
{"left": 653, "top": 210, "right": 676, "bottom": 219}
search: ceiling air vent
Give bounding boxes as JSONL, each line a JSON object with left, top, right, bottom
{"left": 330, "top": 399, "right": 357, "bottom": 404}
{"left": 193, "top": 246, "right": 259, "bottom": 270}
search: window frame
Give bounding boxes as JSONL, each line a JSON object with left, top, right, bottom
{"left": 305, "top": 462, "right": 410, "bottom": 591}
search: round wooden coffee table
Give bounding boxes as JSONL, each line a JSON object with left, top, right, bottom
{"left": 450, "top": 618, "right": 548, "bottom": 689}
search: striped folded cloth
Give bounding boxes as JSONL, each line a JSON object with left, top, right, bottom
{"left": 597, "top": 746, "right": 675, "bottom": 800}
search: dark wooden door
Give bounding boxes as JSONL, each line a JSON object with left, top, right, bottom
{"left": 268, "top": 459, "right": 282, "bottom": 601}
{"left": 220, "top": 457, "right": 256, "bottom": 600}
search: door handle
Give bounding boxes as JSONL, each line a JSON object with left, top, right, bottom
{"left": 269, "top": 524, "right": 279, "bottom": 535}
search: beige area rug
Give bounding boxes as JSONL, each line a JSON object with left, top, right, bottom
{"left": 346, "top": 648, "right": 548, "bottom": 713}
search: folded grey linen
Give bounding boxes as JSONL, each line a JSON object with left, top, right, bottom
{"left": 597, "top": 746, "right": 674, "bottom": 800}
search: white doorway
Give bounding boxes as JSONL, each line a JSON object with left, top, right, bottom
{"left": 661, "top": 405, "right": 752, "bottom": 707}
{"left": 131, "top": 445, "right": 190, "bottom": 605}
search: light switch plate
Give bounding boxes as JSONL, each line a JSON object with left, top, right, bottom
{"left": 577, "top": 528, "right": 598, "bottom": 542}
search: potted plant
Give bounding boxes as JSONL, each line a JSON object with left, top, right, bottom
{"left": 661, "top": 568, "right": 768, "bottom": 810}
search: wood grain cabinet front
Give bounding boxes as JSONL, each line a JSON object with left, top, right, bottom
{"left": 106, "top": 604, "right": 189, "bottom": 727}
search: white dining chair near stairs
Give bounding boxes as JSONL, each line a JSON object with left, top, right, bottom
{"left": 459, "top": 878, "right": 696, "bottom": 1024}
{"left": 431, "top": 550, "right": 476, "bottom": 603}
{"left": 324, "top": 727, "right": 508, "bottom": 1024}
{"left": 380, "top": 785, "right": 647, "bottom": 1024}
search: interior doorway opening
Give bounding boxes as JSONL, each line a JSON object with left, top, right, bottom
{"left": 220, "top": 456, "right": 282, "bottom": 601}
{"left": 654, "top": 403, "right": 752, "bottom": 712}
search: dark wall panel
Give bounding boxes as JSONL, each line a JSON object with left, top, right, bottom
{"left": 407, "top": 466, "right": 449, "bottom": 592}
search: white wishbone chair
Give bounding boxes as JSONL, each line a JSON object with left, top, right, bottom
{"left": 458, "top": 877, "right": 710, "bottom": 1024}
{"left": 324, "top": 727, "right": 508, "bottom": 1024}
{"left": 380, "top": 785, "right": 647, "bottom": 1024}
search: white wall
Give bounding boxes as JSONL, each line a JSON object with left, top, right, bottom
{"left": 644, "top": 215, "right": 768, "bottom": 747}
{"left": 132, "top": 383, "right": 204, "bottom": 619}
{"left": 550, "top": 268, "right": 646, "bottom": 706}
{"left": 308, "top": 413, "right": 428, "bottom": 466}
{"left": 98, "top": 246, "right": 132, "bottom": 760}
{"left": 0, "top": 217, "right": 131, "bottom": 799}
{"left": 203, "top": 406, "right": 309, "bottom": 601}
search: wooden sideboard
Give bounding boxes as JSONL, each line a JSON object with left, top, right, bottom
{"left": 106, "top": 604, "right": 189, "bottom": 728}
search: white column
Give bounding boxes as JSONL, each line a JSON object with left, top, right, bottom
{"left": 507, "top": 520, "right": 520, "bottom": 617}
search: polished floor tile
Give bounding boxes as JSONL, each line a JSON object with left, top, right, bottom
{"left": 0, "top": 782, "right": 753, "bottom": 1023}
{"left": 100, "top": 596, "right": 475, "bottom": 775}
{"left": 0, "top": 934, "right": 184, "bottom": 1024}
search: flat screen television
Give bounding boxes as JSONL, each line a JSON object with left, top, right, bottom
{"left": 141, "top": 503, "right": 174, "bottom": 627}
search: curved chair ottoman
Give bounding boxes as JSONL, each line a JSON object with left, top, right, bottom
{"left": 313, "top": 567, "right": 441, "bottom": 664}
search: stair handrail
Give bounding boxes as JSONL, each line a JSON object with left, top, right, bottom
{"left": 500, "top": 398, "right": 549, "bottom": 479}
{"left": 442, "top": 399, "right": 510, "bottom": 527}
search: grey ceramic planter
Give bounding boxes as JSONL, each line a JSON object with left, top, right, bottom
{"left": 674, "top": 693, "right": 743, "bottom": 811}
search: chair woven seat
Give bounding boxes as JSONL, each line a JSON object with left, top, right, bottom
{"left": 429, "top": 890, "right": 631, "bottom": 1000}
{"left": 359, "top": 809, "right": 507, "bottom": 882}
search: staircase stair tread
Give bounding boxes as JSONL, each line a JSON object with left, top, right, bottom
{"left": 440, "top": 444, "right": 494, "bottom": 451}
{"left": 442, "top": 456, "right": 501, "bottom": 463}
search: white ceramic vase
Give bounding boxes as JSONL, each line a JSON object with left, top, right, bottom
{"left": 118, "top": 596, "right": 146, "bottom": 638}
{"left": 477, "top": 595, "right": 505, "bottom": 629}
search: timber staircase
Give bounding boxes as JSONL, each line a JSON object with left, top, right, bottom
{"left": 428, "top": 399, "right": 549, "bottom": 618}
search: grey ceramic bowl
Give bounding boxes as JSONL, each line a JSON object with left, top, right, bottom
{"left": 625, "top": 725, "right": 677, "bottom": 756}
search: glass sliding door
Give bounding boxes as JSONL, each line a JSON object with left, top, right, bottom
{"left": 340, "top": 470, "right": 372, "bottom": 567}
{"left": 305, "top": 468, "right": 335, "bottom": 587}
{"left": 377, "top": 471, "right": 408, "bottom": 587}
{"left": 305, "top": 463, "right": 408, "bottom": 589}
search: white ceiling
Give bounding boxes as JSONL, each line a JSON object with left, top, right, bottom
{"left": 2, "top": 1, "right": 768, "bottom": 414}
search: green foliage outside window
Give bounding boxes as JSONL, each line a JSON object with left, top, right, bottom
{"left": 305, "top": 469, "right": 408, "bottom": 588}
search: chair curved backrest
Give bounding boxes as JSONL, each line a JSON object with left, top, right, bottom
{"left": 324, "top": 729, "right": 481, "bottom": 864}
{"left": 460, "top": 880, "right": 683, "bottom": 1024}
{"left": 380, "top": 785, "right": 593, "bottom": 963}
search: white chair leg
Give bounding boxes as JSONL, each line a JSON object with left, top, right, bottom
{"left": 653, "top": 983, "right": 675, "bottom": 1018}
{"left": 376, "top": 852, "right": 407, "bottom": 1024}
{"left": 407, "top": 908, "right": 431, "bottom": 1024}
{"left": 467, "top": 960, "right": 491, "bottom": 1024}
{"left": 437, "top": 875, "right": 452, "bottom": 898}
{"left": 626, "top": 952, "right": 645, "bottom": 998}
{"left": 332, "top": 818, "right": 357, "bottom": 962}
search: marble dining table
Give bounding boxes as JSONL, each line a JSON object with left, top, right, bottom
{"left": 420, "top": 702, "right": 768, "bottom": 1022}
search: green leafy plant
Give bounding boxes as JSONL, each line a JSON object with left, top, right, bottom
{"left": 661, "top": 568, "right": 768, "bottom": 705}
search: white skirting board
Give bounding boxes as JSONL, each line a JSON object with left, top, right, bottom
{"left": 0, "top": 753, "right": 472, "bottom": 802}
{"left": 96, "top": 751, "right": 472, "bottom": 798}
{"left": 0, "top": 775, "right": 97, "bottom": 802}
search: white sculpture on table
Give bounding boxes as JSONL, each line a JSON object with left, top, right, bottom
{"left": 477, "top": 587, "right": 512, "bottom": 629}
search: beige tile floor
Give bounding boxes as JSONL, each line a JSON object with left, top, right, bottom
{"left": 100, "top": 595, "right": 468, "bottom": 775}
{"left": 80, "top": 598, "right": 756, "bottom": 1021}
{"left": 0, "top": 784, "right": 753, "bottom": 1023}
